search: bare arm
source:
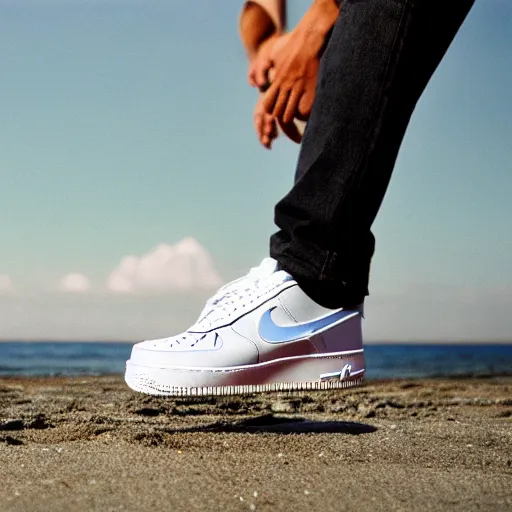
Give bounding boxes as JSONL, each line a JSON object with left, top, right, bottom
{"left": 239, "top": 0, "right": 285, "bottom": 60}
{"left": 294, "top": 0, "right": 339, "bottom": 48}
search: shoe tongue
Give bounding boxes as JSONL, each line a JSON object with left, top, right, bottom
{"left": 257, "top": 257, "right": 279, "bottom": 278}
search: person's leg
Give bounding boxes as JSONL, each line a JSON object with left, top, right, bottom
{"left": 270, "top": 0, "right": 475, "bottom": 308}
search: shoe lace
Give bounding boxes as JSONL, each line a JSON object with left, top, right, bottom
{"left": 204, "top": 257, "right": 277, "bottom": 306}
{"left": 190, "top": 258, "right": 288, "bottom": 332}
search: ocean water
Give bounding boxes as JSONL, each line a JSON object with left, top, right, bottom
{"left": 0, "top": 342, "right": 510, "bottom": 380}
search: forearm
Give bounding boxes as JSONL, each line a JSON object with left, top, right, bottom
{"left": 296, "top": 0, "right": 340, "bottom": 48}
{"left": 239, "top": 1, "right": 285, "bottom": 60}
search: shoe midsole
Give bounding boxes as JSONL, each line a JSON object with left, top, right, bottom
{"left": 125, "top": 350, "right": 366, "bottom": 395}
{"left": 126, "top": 348, "right": 364, "bottom": 372}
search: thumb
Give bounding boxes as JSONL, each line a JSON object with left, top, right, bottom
{"left": 249, "top": 57, "right": 272, "bottom": 89}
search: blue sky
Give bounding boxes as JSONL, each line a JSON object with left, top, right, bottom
{"left": 0, "top": 0, "right": 511, "bottom": 341}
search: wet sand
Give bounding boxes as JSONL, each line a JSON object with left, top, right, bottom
{"left": 0, "top": 376, "right": 511, "bottom": 511}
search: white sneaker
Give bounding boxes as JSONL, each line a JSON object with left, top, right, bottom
{"left": 125, "top": 258, "right": 366, "bottom": 396}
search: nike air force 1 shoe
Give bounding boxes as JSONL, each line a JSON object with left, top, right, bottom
{"left": 125, "top": 258, "right": 365, "bottom": 396}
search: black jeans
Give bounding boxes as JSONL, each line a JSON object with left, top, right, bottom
{"left": 270, "top": 0, "right": 475, "bottom": 308}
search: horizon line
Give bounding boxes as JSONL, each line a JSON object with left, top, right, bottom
{"left": 0, "top": 339, "right": 511, "bottom": 345}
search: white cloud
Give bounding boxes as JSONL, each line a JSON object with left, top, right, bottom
{"left": 107, "top": 238, "right": 223, "bottom": 294}
{"left": 59, "top": 273, "right": 91, "bottom": 293}
{"left": 0, "top": 274, "right": 13, "bottom": 293}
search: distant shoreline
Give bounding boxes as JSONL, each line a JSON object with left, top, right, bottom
{"left": 2, "top": 341, "right": 510, "bottom": 380}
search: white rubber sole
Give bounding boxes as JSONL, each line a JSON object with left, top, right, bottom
{"left": 125, "top": 349, "right": 365, "bottom": 397}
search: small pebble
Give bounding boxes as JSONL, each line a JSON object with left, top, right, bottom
{"left": 253, "top": 491, "right": 258, "bottom": 498}
{"left": 304, "top": 490, "right": 310, "bottom": 495}
{"left": 271, "top": 401, "right": 293, "bottom": 413}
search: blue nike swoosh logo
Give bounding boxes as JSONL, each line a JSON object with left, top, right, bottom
{"left": 258, "top": 307, "right": 356, "bottom": 343}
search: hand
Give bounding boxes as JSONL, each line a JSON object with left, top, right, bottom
{"left": 263, "top": 26, "right": 323, "bottom": 125}
{"left": 254, "top": 93, "right": 304, "bottom": 149}
{"left": 261, "top": 0, "right": 339, "bottom": 124}
{"left": 248, "top": 33, "right": 290, "bottom": 90}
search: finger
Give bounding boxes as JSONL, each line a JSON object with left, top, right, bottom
{"left": 248, "top": 58, "right": 269, "bottom": 88}
{"left": 283, "top": 83, "right": 303, "bottom": 125}
{"left": 263, "top": 114, "right": 274, "bottom": 136}
{"left": 297, "top": 86, "right": 316, "bottom": 120}
{"left": 261, "top": 117, "right": 278, "bottom": 149}
{"left": 254, "top": 113, "right": 264, "bottom": 141}
{"left": 255, "top": 59, "right": 272, "bottom": 88}
{"left": 248, "top": 61, "right": 257, "bottom": 87}
{"left": 263, "top": 82, "right": 279, "bottom": 115}
{"left": 272, "top": 88, "right": 291, "bottom": 120}
{"left": 254, "top": 102, "right": 265, "bottom": 137}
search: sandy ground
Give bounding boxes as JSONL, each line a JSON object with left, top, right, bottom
{"left": 0, "top": 376, "right": 511, "bottom": 512}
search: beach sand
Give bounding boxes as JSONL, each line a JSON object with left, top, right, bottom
{"left": 0, "top": 376, "right": 511, "bottom": 511}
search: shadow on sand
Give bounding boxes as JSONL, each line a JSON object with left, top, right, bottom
{"left": 168, "top": 414, "right": 377, "bottom": 435}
